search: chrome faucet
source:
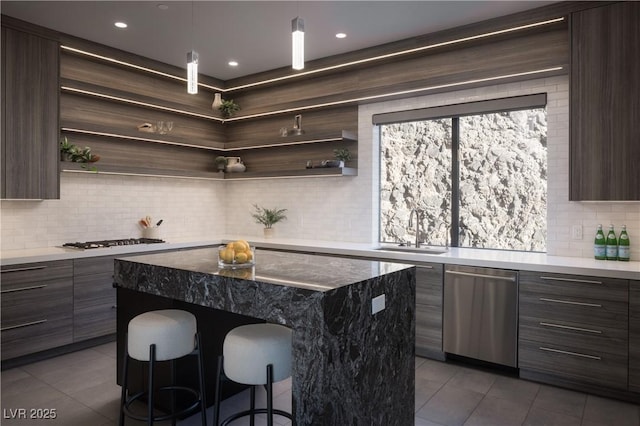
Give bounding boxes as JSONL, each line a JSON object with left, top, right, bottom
{"left": 408, "top": 209, "right": 424, "bottom": 248}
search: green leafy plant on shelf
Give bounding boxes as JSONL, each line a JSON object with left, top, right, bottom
{"left": 251, "top": 204, "right": 287, "bottom": 229}
{"left": 333, "top": 148, "right": 352, "bottom": 163}
{"left": 60, "top": 137, "right": 100, "bottom": 171}
{"left": 219, "top": 99, "right": 240, "bottom": 118}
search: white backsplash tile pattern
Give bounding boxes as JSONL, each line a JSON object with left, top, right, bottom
{"left": 1, "top": 173, "right": 225, "bottom": 250}
{"left": 2, "top": 75, "right": 638, "bottom": 260}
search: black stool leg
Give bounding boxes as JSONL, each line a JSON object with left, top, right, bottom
{"left": 213, "top": 355, "right": 223, "bottom": 426}
{"left": 170, "top": 358, "right": 176, "bottom": 426}
{"left": 195, "top": 333, "right": 207, "bottom": 426}
{"left": 119, "top": 337, "right": 130, "bottom": 426}
{"left": 148, "top": 344, "right": 156, "bottom": 426}
{"left": 266, "top": 364, "right": 274, "bottom": 426}
{"left": 250, "top": 386, "right": 256, "bottom": 426}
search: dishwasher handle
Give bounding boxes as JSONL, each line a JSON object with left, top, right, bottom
{"left": 445, "top": 270, "right": 517, "bottom": 282}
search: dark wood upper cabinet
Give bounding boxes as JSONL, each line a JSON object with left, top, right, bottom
{"left": 570, "top": 2, "right": 640, "bottom": 201}
{"left": 1, "top": 25, "right": 60, "bottom": 199}
{"left": 2, "top": 27, "right": 60, "bottom": 199}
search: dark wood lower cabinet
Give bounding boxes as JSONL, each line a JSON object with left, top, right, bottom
{"left": 1, "top": 261, "right": 73, "bottom": 362}
{"left": 415, "top": 264, "right": 444, "bottom": 360}
{"left": 518, "top": 271, "right": 632, "bottom": 398}
{"left": 73, "top": 256, "right": 119, "bottom": 342}
{"left": 629, "top": 281, "right": 640, "bottom": 393}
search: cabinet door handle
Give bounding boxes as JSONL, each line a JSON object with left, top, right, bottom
{"left": 538, "top": 346, "right": 601, "bottom": 360}
{"left": 539, "top": 322, "right": 602, "bottom": 334}
{"left": 1, "top": 284, "right": 47, "bottom": 294}
{"left": 416, "top": 265, "right": 434, "bottom": 270}
{"left": 539, "top": 276, "right": 603, "bottom": 285}
{"left": 1, "top": 265, "right": 47, "bottom": 274}
{"left": 1, "top": 319, "right": 47, "bottom": 332}
{"left": 539, "top": 297, "right": 602, "bottom": 308}
{"left": 446, "top": 270, "right": 516, "bottom": 282}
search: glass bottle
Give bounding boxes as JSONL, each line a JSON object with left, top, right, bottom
{"left": 594, "top": 224, "right": 606, "bottom": 260}
{"left": 618, "top": 225, "right": 630, "bottom": 261}
{"left": 605, "top": 224, "right": 618, "bottom": 261}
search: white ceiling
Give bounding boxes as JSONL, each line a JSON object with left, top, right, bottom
{"left": 1, "top": 1, "right": 554, "bottom": 80}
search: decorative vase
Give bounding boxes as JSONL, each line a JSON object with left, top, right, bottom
{"left": 225, "top": 156, "right": 246, "bottom": 172}
{"left": 263, "top": 228, "right": 274, "bottom": 238}
{"left": 212, "top": 93, "right": 223, "bottom": 111}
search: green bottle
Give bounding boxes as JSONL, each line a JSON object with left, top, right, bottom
{"left": 594, "top": 224, "right": 606, "bottom": 260}
{"left": 605, "top": 224, "right": 618, "bottom": 260}
{"left": 618, "top": 225, "right": 630, "bottom": 261}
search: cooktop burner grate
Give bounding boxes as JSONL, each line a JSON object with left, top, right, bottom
{"left": 62, "top": 238, "right": 165, "bottom": 249}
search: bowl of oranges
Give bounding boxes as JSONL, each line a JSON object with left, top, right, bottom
{"left": 218, "top": 240, "right": 255, "bottom": 269}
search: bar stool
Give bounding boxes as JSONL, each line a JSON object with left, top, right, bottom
{"left": 213, "top": 323, "right": 293, "bottom": 426}
{"left": 119, "top": 309, "right": 207, "bottom": 426}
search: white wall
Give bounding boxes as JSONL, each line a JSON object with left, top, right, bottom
{"left": 2, "top": 75, "right": 638, "bottom": 259}
{"left": 1, "top": 173, "right": 226, "bottom": 250}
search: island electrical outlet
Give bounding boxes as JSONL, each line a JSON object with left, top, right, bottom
{"left": 372, "top": 294, "right": 385, "bottom": 315}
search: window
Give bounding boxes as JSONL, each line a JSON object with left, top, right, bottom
{"left": 375, "top": 94, "right": 547, "bottom": 252}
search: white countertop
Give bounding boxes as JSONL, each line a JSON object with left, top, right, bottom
{"left": 2, "top": 236, "right": 639, "bottom": 280}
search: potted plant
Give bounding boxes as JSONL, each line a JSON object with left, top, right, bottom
{"left": 219, "top": 99, "right": 240, "bottom": 118}
{"left": 251, "top": 204, "right": 287, "bottom": 238}
{"left": 60, "top": 137, "right": 100, "bottom": 170}
{"left": 333, "top": 148, "right": 351, "bottom": 167}
{"left": 215, "top": 156, "right": 228, "bottom": 171}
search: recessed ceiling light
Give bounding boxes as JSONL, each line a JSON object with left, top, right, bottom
{"left": 336, "top": 33, "right": 347, "bottom": 39}
{"left": 114, "top": 22, "right": 128, "bottom": 29}
{"left": 157, "top": 4, "right": 169, "bottom": 10}
{"left": 228, "top": 61, "right": 239, "bottom": 67}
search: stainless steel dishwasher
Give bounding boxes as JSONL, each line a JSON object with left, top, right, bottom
{"left": 443, "top": 265, "right": 518, "bottom": 367}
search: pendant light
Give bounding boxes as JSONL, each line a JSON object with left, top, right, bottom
{"left": 187, "top": 50, "right": 198, "bottom": 94}
{"left": 291, "top": 16, "right": 304, "bottom": 70}
{"left": 187, "top": 1, "right": 198, "bottom": 94}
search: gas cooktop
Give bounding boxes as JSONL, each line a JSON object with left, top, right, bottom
{"left": 62, "top": 238, "right": 165, "bottom": 250}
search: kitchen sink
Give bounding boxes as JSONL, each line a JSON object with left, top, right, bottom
{"left": 374, "top": 244, "right": 448, "bottom": 255}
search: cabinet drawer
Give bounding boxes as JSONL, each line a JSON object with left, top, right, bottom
{"left": 1, "top": 316, "right": 73, "bottom": 360}
{"left": 74, "top": 303, "right": 117, "bottom": 341}
{"left": 519, "top": 271, "right": 628, "bottom": 303}
{"left": 519, "top": 339, "right": 628, "bottom": 390}
{"left": 519, "top": 318, "right": 627, "bottom": 357}
{"left": 1, "top": 260, "right": 73, "bottom": 289}
{"left": 519, "top": 292, "right": 628, "bottom": 330}
{"left": 74, "top": 272, "right": 116, "bottom": 309}
{"left": 1, "top": 277, "right": 73, "bottom": 329}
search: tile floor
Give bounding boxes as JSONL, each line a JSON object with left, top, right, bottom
{"left": 1, "top": 342, "right": 638, "bottom": 425}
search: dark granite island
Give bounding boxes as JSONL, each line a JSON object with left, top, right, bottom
{"left": 114, "top": 247, "right": 415, "bottom": 425}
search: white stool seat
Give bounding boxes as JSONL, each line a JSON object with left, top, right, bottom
{"left": 127, "top": 309, "right": 196, "bottom": 362}
{"left": 223, "top": 323, "right": 292, "bottom": 385}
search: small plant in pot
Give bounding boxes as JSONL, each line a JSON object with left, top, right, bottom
{"left": 251, "top": 204, "right": 287, "bottom": 238}
{"left": 215, "top": 156, "right": 228, "bottom": 171}
{"left": 322, "top": 148, "right": 352, "bottom": 168}
{"left": 219, "top": 99, "right": 240, "bottom": 118}
{"left": 333, "top": 148, "right": 351, "bottom": 164}
{"left": 60, "top": 137, "right": 100, "bottom": 170}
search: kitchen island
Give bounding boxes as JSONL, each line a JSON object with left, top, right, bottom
{"left": 113, "top": 247, "right": 416, "bottom": 426}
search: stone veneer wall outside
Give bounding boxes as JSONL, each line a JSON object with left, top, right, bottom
{"left": 2, "top": 75, "right": 638, "bottom": 259}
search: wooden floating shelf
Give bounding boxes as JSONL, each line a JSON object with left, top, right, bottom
{"left": 225, "top": 130, "right": 357, "bottom": 151}
{"left": 61, "top": 125, "right": 225, "bottom": 151}
{"left": 61, "top": 127, "right": 355, "bottom": 152}
{"left": 60, "top": 162, "right": 224, "bottom": 180}
{"left": 60, "top": 162, "right": 357, "bottom": 181}
{"left": 222, "top": 167, "right": 358, "bottom": 180}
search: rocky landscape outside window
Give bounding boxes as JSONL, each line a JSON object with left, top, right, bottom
{"left": 379, "top": 101, "right": 547, "bottom": 252}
